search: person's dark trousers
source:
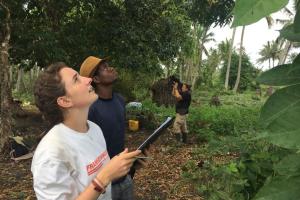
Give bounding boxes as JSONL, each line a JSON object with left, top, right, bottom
{"left": 182, "top": 132, "right": 188, "bottom": 143}
{"left": 175, "top": 133, "right": 181, "bottom": 142}
{"left": 112, "top": 175, "right": 134, "bottom": 200}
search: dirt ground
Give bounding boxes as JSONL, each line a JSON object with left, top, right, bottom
{"left": 0, "top": 107, "right": 204, "bottom": 200}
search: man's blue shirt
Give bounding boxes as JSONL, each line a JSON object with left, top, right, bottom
{"left": 88, "top": 93, "right": 125, "bottom": 158}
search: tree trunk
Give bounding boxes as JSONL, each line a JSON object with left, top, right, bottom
{"left": 278, "top": 40, "right": 292, "bottom": 65}
{"left": 179, "top": 63, "right": 183, "bottom": 81}
{"left": 195, "top": 26, "right": 208, "bottom": 89}
{"left": 37, "top": 66, "right": 40, "bottom": 77}
{"left": 16, "top": 68, "right": 26, "bottom": 92}
{"left": 225, "top": 28, "right": 236, "bottom": 90}
{"left": 0, "top": 1, "right": 13, "bottom": 152}
{"left": 233, "top": 26, "right": 245, "bottom": 93}
{"left": 9, "top": 65, "right": 13, "bottom": 86}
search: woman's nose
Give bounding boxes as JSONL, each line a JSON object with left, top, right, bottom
{"left": 83, "top": 76, "right": 92, "bottom": 85}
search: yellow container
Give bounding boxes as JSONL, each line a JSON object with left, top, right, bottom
{"left": 128, "top": 120, "right": 139, "bottom": 131}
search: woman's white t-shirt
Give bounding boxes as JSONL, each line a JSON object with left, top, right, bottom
{"left": 31, "top": 120, "right": 112, "bottom": 200}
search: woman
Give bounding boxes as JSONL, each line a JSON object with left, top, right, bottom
{"left": 32, "top": 62, "right": 141, "bottom": 200}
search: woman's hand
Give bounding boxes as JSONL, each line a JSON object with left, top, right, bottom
{"left": 134, "top": 147, "right": 151, "bottom": 170}
{"left": 97, "top": 148, "right": 141, "bottom": 186}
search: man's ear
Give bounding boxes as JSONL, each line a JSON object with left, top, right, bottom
{"left": 93, "top": 76, "right": 101, "bottom": 83}
{"left": 57, "top": 96, "right": 72, "bottom": 108}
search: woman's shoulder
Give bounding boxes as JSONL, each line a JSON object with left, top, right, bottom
{"left": 33, "top": 124, "right": 71, "bottom": 163}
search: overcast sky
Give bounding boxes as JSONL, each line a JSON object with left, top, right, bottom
{"left": 207, "top": 0, "right": 298, "bottom": 70}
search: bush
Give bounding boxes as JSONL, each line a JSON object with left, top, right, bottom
{"left": 126, "top": 98, "right": 174, "bottom": 130}
{"left": 182, "top": 135, "right": 290, "bottom": 200}
{"left": 189, "top": 105, "right": 260, "bottom": 136}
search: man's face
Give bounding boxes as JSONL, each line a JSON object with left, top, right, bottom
{"left": 94, "top": 61, "right": 118, "bottom": 85}
{"left": 182, "top": 84, "right": 188, "bottom": 92}
{"left": 59, "top": 67, "right": 98, "bottom": 108}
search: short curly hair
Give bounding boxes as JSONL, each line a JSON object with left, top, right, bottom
{"left": 34, "top": 62, "right": 66, "bottom": 126}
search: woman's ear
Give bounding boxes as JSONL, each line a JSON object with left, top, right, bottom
{"left": 57, "top": 96, "right": 72, "bottom": 108}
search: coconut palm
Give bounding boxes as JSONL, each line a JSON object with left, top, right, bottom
{"left": 257, "top": 41, "right": 281, "bottom": 68}
{"left": 224, "top": 28, "right": 236, "bottom": 90}
{"left": 233, "top": 26, "right": 245, "bottom": 92}
{"left": 180, "top": 23, "right": 215, "bottom": 89}
{"left": 275, "top": 0, "right": 299, "bottom": 64}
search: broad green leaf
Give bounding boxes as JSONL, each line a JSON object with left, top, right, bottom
{"left": 260, "top": 84, "right": 300, "bottom": 129}
{"left": 294, "top": 53, "right": 300, "bottom": 65}
{"left": 295, "top": 10, "right": 300, "bottom": 32}
{"left": 254, "top": 175, "right": 300, "bottom": 200}
{"left": 274, "top": 153, "right": 300, "bottom": 176}
{"left": 256, "top": 59, "right": 300, "bottom": 86}
{"left": 294, "top": 2, "right": 300, "bottom": 32}
{"left": 280, "top": 24, "right": 300, "bottom": 42}
{"left": 262, "top": 129, "right": 300, "bottom": 149}
{"left": 232, "top": 0, "right": 288, "bottom": 27}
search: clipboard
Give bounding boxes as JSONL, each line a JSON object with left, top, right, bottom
{"left": 137, "top": 116, "right": 175, "bottom": 151}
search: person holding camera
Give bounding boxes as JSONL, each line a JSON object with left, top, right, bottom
{"left": 172, "top": 81, "right": 191, "bottom": 143}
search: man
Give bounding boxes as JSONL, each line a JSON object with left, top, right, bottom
{"left": 172, "top": 81, "right": 191, "bottom": 143}
{"left": 32, "top": 62, "right": 141, "bottom": 200}
{"left": 80, "top": 56, "right": 146, "bottom": 200}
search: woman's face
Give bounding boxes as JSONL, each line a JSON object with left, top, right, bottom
{"left": 59, "top": 67, "right": 98, "bottom": 108}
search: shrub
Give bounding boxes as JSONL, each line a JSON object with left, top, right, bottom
{"left": 189, "top": 105, "right": 260, "bottom": 136}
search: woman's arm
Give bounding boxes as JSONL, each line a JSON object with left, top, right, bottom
{"left": 76, "top": 149, "right": 141, "bottom": 200}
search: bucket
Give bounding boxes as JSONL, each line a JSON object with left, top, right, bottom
{"left": 128, "top": 120, "right": 139, "bottom": 131}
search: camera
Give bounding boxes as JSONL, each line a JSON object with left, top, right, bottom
{"left": 169, "top": 75, "right": 183, "bottom": 91}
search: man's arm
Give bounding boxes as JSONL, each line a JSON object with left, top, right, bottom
{"left": 172, "top": 82, "right": 182, "bottom": 101}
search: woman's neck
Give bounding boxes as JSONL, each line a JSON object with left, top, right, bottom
{"left": 63, "top": 108, "right": 89, "bottom": 133}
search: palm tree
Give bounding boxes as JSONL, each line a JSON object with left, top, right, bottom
{"left": 233, "top": 26, "right": 245, "bottom": 93}
{"left": 201, "top": 30, "right": 215, "bottom": 56}
{"left": 257, "top": 41, "right": 281, "bottom": 68}
{"left": 180, "top": 23, "right": 215, "bottom": 89}
{"left": 275, "top": 0, "right": 299, "bottom": 65}
{"left": 224, "top": 28, "right": 236, "bottom": 90}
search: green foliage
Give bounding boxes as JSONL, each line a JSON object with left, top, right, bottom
{"left": 280, "top": 24, "right": 300, "bottom": 42}
{"left": 232, "top": 0, "right": 289, "bottom": 27}
{"left": 12, "top": 90, "right": 34, "bottom": 105}
{"left": 254, "top": 176, "right": 300, "bottom": 200}
{"left": 257, "top": 54, "right": 300, "bottom": 149}
{"left": 257, "top": 41, "right": 281, "bottom": 68}
{"left": 220, "top": 52, "right": 259, "bottom": 91}
{"left": 294, "top": 1, "right": 300, "bottom": 32}
{"left": 236, "top": 0, "right": 300, "bottom": 197}
{"left": 201, "top": 49, "right": 221, "bottom": 87}
{"left": 187, "top": 0, "right": 235, "bottom": 27}
{"left": 128, "top": 98, "right": 173, "bottom": 129}
{"left": 182, "top": 134, "right": 287, "bottom": 200}
{"left": 189, "top": 104, "right": 260, "bottom": 137}
{"left": 257, "top": 55, "right": 300, "bottom": 85}
{"left": 7, "top": 0, "right": 192, "bottom": 75}
{"left": 113, "top": 69, "right": 137, "bottom": 102}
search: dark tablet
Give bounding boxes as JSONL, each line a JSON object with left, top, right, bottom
{"left": 137, "top": 116, "right": 175, "bottom": 151}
